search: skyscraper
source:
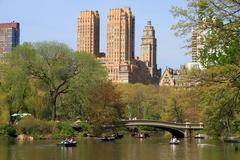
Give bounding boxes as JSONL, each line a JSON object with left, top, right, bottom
{"left": 191, "top": 28, "right": 203, "bottom": 63}
{"left": 106, "top": 7, "right": 135, "bottom": 62}
{"left": 140, "top": 21, "right": 157, "bottom": 76}
{"left": 105, "top": 8, "right": 135, "bottom": 83}
{"left": 0, "top": 22, "right": 20, "bottom": 58}
{"left": 77, "top": 10, "right": 100, "bottom": 56}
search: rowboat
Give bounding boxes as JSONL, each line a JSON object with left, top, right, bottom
{"left": 57, "top": 140, "right": 77, "bottom": 147}
{"left": 101, "top": 136, "right": 115, "bottom": 142}
{"left": 194, "top": 134, "right": 205, "bottom": 139}
{"left": 169, "top": 139, "right": 180, "bottom": 144}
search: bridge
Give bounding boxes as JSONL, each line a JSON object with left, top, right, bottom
{"left": 120, "top": 120, "right": 204, "bottom": 138}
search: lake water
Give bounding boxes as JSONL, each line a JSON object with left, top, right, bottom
{"left": 0, "top": 135, "right": 240, "bottom": 160}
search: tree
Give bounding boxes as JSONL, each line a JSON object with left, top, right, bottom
{"left": 57, "top": 53, "right": 106, "bottom": 120}
{"left": 165, "top": 88, "right": 185, "bottom": 122}
{"left": 115, "top": 83, "right": 201, "bottom": 123}
{"left": 87, "top": 82, "right": 125, "bottom": 135}
{"left": 196, "top": 65, "right": 240, "bottom": 136}
{"left": 1, "top": 44, "right": 42, "bottom": 121}
{"left": 159, "top": 86, "right": 201, "bottom": 123}
{"left": 171, "top": 0, "right": 240, "bottom": 66}
{"left": 3, "top": 42, "right": 106, "bottom": 121}
{"left": 171, "top": 0, "right": 240, "bottom": 136}
{"left": 116, "top": 83, "right": 162, "bottom": 120}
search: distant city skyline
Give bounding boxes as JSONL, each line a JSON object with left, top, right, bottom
{"left": 0, "top": 0, "right": 191, "bottom": 69}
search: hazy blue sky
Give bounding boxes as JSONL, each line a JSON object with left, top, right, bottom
{"left": 0, "top": 0, "right": 191, "bottom": 69}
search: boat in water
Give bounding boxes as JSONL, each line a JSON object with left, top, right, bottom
{"left": 101, "top": 136, "right": 115, "bottom": 142}
{"left": 112, "top": 133, "right": 124, "bottom": 139}
{"left": 135, "top": 133, "right": 145, "bottom": 138}
{"left": 169, "top": 137, "right": 180, "bottom": 144}
{"left": 57, "top": 140, "right": 77, "bottom": 147}
{"left": 194, "top": 134, "right": 205, "bottom": 139}
{"left": 169, "top": 140, "right": 180, "bottom": 144}
{"left": 224, "top": 137, "right": 240, "bottom": 143}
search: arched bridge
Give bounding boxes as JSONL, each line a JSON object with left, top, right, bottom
{"left": 121, "top": 120, "right": 204, "bottom": 138}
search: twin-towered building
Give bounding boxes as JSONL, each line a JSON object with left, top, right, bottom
{"left": 0, "top": 8, "right": 200, "bottom": 86}
{"left": 77, "top": 8, "right": 161, "bottom": 84}
{"left": 0, "top": 8, "right": 159, "bottom": 84}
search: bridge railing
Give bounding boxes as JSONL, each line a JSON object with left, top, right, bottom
{"left": 121, "top": 119, "right": 204, "bottom": 129}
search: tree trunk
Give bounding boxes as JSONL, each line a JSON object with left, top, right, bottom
{"left": 50, "top": 91, "right": 57, "bottom": 120}
{"left": 51, "top": 100, "right": 56, "bottom": 121}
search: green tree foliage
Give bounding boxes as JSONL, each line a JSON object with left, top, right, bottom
{"left": 116, "top": 83, "right": 201, "bottom": 122}
{"left": 193, "top": 65, "right": 240, "bottom": 136}
{"left": 0, "top": 44, "right": 41, "bottom": 120}
{"left": 172, "top": 0, "right": 240, "bottom": 136}
{"left": 116, "top": 84, "right": 161, "bottom": 120}
{"left": 1, "top": 42, "right": 107, "bottom": 121}
{"left": 161, "top": 86, "right": 201, "bottom": 123}
{"left": 171, "top": 0, "right": 240, "bottom": 66}
{"left": 56, "top": 53, "right": 106, "bottom": 120}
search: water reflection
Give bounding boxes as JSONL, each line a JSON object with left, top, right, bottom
{"left": 1, "top": 136, "right": 240, "bottom": 160}
{"left": 234, "top": 144, "right": 240, "bottom": 152}
{"left": 60, "top": 146, "right": 73, "bottom": 160}
{"left": 170, "top": 144, "right": 176, "bottom": 160}
{"left": 136, "top": 138, "right": 143, "bottom": 144}
{"left": 196, "top": 138, "right": 201, "bottom": 143}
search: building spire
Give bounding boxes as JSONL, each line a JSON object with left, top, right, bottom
{"left": 147, "top": 21, "right": 152, "bottom": 25}
{"left": 140, "top": 21, "right": 157, "bottom": 77}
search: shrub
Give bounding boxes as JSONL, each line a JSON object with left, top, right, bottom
{"left": 53, "top": 121, "right": 75, "bottom": 139}
{"left": 0, "top": 125, "right": 7, "bottom": 135}
{"left": 73, "top": 120, "right": 90, "bottom": 132}
{"left": 16, "top": 117, "right": 56, "bottom": 136}
{"left": 14, "top": 117, "right": 79, "bottom": 139}
{"left": 0, "top": 125, "right": 17, "bottom": 137}
{"left": 6, "top": 125, "right": 17, "bottom": 137}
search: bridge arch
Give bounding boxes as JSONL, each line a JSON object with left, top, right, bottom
{"left": 121, "top": 120, "right": 204, "bottom": 138}
{"left": 124, "top": 121, "right": 185, "bottom": 138}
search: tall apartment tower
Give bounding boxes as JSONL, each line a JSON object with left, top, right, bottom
{"left": 105, "top": 8, "right": 135, "bottom": 83}
{"left": 0, "top": 22, "right": 20, "bottom": 58}
{"left": 140, "top": 21, "right": 157, "bottom": 76}
{"left": 107, "top": 7, "right": 135, "bottom": 62}
{"left": 191, "top": 28, "right": 203, "bottom": 63}
{"left": 77, "top": 10, "right": 99, "bottom": 56}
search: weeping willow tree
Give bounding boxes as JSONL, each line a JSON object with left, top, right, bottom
{"left": 1, "top": 42, "right": 106, "bottom": 121}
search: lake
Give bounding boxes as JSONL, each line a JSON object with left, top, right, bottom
{"left": 0, "top": 135, "right": 240, "bottom": 160}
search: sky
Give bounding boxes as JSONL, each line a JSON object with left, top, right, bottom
{"left": 0, "top": 0, "right": 191, "bottom": 69}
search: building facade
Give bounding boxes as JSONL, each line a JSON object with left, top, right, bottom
{"left": 159, "top": 67, "right": 200, "bottom": 87}
{"left": 140, "top": 21, "right": 157, "bottom": 77}
{"left": 159, "top": 68, "right": 179, "bottom": 87}
{"left": 191, "top": 28, "right": 203, "bottom": 63}
{"left": 77, "top": 10, "right": 100, "bottom": 56}
{"left": 105, "top": 8, "right": 135, "bottom": 83}
{"left": 77, "top": 8, "right": 161, "bottom": 84}
{"left": 106, "top": 7, "right": 135, "bottom": 62}
{"left": 0, "top": 22, "right": 20, "bottom": 58}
